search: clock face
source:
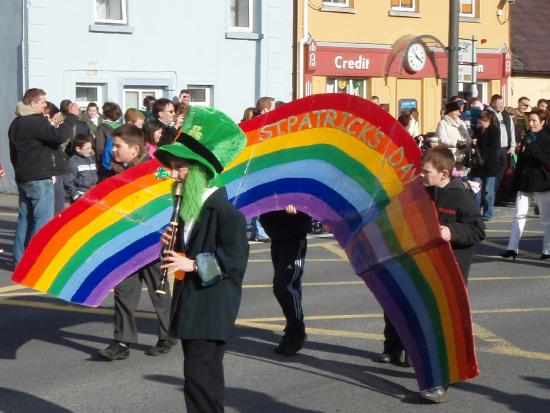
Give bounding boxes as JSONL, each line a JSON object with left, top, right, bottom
{"left": 406, "top": 43, "right": 427, "bottom": 73}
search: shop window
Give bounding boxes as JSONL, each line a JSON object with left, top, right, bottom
{"left": 326, "top": 78, "right": 366, "bottom": 98}
{"left": 391, "top": 0, "right": 416, "bottom": 12}
{"left": 459, "top": 0, "right": 477, "bottom": 18}
{"left": 123, "top": 87, "right": 164, "bottom": 111}
{"left": 230, "top": 0, "right": 253, "bottom": 32}
{"left": 75, "top": 83, "right": 106, "bottom": 109}
{"left": 323, "top": 0, "right": 349, "bottom": 7}
{"left": 94, "top": 0, "right": 128, "bottom": 25}
{"left": 187, "top": 85, "right": 214, "bottom": 106}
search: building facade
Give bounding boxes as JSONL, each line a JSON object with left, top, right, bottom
{"left": 0, "top": 0, "right": 293, "bottom": 192}
{"left": 295, "top": 0, "right": 512, "bottom": 134}
{"left": 509, "top": 0, "right": 550, "bottom": 105}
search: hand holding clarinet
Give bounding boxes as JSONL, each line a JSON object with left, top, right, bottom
{"left": 159, "top": 227, "right": 197, "bottom": 274}
{"left": 156, "top": 181, "right": 195, "bottom": 294}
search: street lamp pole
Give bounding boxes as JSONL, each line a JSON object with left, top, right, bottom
{"left": 447, "top": 0, "right": 460, "bottom": 99}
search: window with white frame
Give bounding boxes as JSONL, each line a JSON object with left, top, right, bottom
{"left": 230, "top": 0, "right": 253, "bottom": 32}
{"left": 391, "top": 0, "right": 416, "bottom": 12}
{"left": 323, "top": 0, "right": 349, "bottom": 7}
{"left": 459, "top": 0, "right": 477, "bottom": 18}
{"left": 94, "top": 0, "right": 128, "bottom": 25}
{"left": 123, "top": 87, "right": 164, "bottom": 111}
{"left": 326, "top": 78, "right": 367, "bottom": 98}
{"left": 75, "top": 83, "right": 106, "bottom": 109}
{"left": 187, "top": 85, "right": 213, "bottom": 106}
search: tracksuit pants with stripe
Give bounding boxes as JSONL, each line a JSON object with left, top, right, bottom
{"left": 271, "top": 238, "right": 307, "bottom": 337}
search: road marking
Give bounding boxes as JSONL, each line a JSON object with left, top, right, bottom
{"left": 249, "top": 258, "right": 345, "bottom": 263}
{"left": 1, "top": 297, "right": 550, "bottom": 358}
{"left": 3, "top": 274, "right": 549, "bottom": 298}
{"left": 0, "top": 212, "right": 17, "bottom": 217}
{"left": 237, "top": 320, "right": 384, "bottom": 340}
{"left": 485, "top": 229, "right": 543, "bottom": 234}
{"left": 482, "top": 240, "right": 540, "bottom": 259}
{"left": 474, "top": 322, "right": 550, "bottom": 361}
{"left": 0, "top": 284, "right": 26, "bottom": 293}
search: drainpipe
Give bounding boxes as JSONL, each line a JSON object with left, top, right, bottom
{"left": 21, "top": 0, "right": 29, "bottom": 93}
{"left": 298, "top": 0, "right": 308, "bottom": 99}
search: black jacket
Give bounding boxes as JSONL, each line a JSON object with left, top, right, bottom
{"left": 260, "top": 211, "right": 312, "bottom": 241}
{"left": 512, "top": 129, "right": 550, "bottom": 193}
{"left": 427, "top": 178, "right": 485, "bottom": 282}
{"left": 64, "top": 154, "right": 98, "bottom": 200}
{"left": 170, "top": 187, "right": 249, "bottom": 342}
{"left": 471, "top": 123, "right": 500, "bottom": 178}
{"left": 8, "top": 113, "right": 77, "bottom": 182}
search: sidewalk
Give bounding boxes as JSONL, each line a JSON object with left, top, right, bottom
{"left": 0, "top": 193, "right": 18, "bottom": 213}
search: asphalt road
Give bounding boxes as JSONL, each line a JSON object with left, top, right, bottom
{"left": 0, "top": 205, "right": 549, "bottom": 412}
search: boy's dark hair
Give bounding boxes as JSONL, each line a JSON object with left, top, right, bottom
{"left": 112, "top": 124, "right": 145, "bottom": 153}
{"left": 179, "top": 89, "right": 190, "bottom": 95}
{"left": 143, "top": 95, "right": 156, "bottom": 110}
{"left": 421, "top": 147, "right": 455, "bottom": 174}
{"left": 537, "top": 98, "right": 548, "bottom": 107}
{"left": 153, "top": 98, "right": 174, "bottom": 118}
{"left": 87, "top": 102, "right": 98, "bottom": 110}
{"left": 74, "top": 133, "right": 94, "bottom": 149}
{"left": 490, "top": 94, "right": 503, "bottom": 103}
{"left": 102, "top": 102, "right": 122, "bottom": 121}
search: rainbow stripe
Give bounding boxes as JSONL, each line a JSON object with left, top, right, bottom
{"left": 12, "top": 161, "right": 173, "bottom": 306}
{"left": 12, "top": 94, "right": 478, "bottom": 390}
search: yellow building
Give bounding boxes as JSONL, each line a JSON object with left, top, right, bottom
{"left": 295, "top": 0, "right": 512, "bottom": 133}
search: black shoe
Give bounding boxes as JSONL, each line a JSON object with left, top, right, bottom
{"left": 540, "top": 254, "right": 550, "bottom": 260}
{"left": 419, "top": 386, "right": 449, "bottom": 403}
{"left": 274, "top": 334, "right": 306, "bottom": 356}
{"left": 97, "top": 342, "right": 129, "bottom": 361}
{"left": 145, "top": 338, "right": 178, "bottom": 356}
{"left": 374, "top": 351, "right": 405, "bottom": 366}
{"left": 500, "top": 250, "right": 517, "bottom": 262}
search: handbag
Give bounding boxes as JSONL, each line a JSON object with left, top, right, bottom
{"left": 466, "top": 144, "right": 485, "bottom": 169}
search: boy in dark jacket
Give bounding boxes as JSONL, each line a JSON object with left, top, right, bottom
{"left": 260, "top": 207, "right": 312, "bottom": 355}
{"left": 377, "top": 147, "right": 485, "bottom": 403}
{"left": 64, "top": 134, "right": 98, "bottom": 202}
{"left": 97, "top": 125, "right": 176, "bottom": 361}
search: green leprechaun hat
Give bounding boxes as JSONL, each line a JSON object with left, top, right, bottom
{"left": 154, "top": 106, "right": 247, "bottom": 178}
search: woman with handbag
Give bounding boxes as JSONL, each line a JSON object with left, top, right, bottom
{"left": 436, "top": 101, "right": 471, "bottom": 170}
{"left": 470, "top": 110, "right": 500, "bottom": 221}
{"left": 502, "top": 109, "right": 550, "bottom": 260}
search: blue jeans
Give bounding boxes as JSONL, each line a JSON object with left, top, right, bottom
{"left": 251, "top": 216, "right": 268, "bottom": 240}
{"left": 14, "top": 179, "right": 54, "bottom": 265}
{"left": 472, "top": 176, "right": 496, "bottom": 220}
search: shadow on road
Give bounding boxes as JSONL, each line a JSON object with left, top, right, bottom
{"left": 144, "top": 374, "right": 325, "bottom": 412}
{"left": 455, "top": 376, "right": 550, "bottom": 413}
{"left": 0, "top": 296, "right": 163, "bottom": 360}
{"left": 0, "top": 387, "right": 72, "bottom": 413}
{"left": 228, "top": 326, "right": 420, "bottom": 403}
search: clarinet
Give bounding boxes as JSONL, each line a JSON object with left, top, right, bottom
{"left": 156, "top": 181, "right": 184, "bottom": 294}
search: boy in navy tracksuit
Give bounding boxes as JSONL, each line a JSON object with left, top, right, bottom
{"left": 64, "top": 134, "right": 98, "bottom": 202}
{"left": 260, "top": 205, "right": 312, "bottom": 355}
{"left": 377, "top": 147, "right": 485, "bottom": 403}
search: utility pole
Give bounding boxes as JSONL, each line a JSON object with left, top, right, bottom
{"left": 447, "top": 0, "right": 460, "bottom": 99}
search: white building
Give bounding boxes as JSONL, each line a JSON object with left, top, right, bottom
{"left": 1, "top": 0, "right": 294, "bottom": 192}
